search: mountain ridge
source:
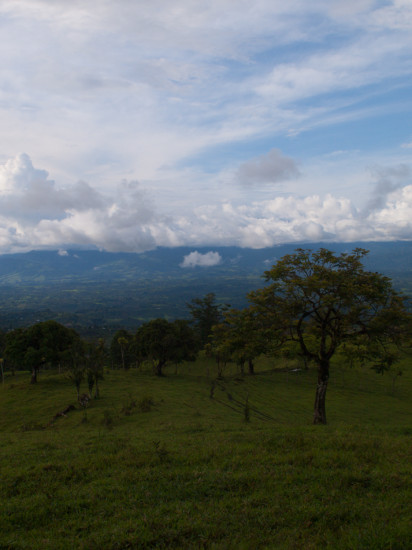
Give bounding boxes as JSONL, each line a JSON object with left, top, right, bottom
{"left": 0, "top": 242, "right": 411, "bottom": 284}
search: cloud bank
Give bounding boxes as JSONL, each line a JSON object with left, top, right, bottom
{"left": 0, "top": 154, "right": 411, "bottom": 254}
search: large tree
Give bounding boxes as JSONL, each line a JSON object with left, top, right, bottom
{"left": 84, "top": 339, "right": 105, "bottom": 398}
{"left": 5, "top": 320, "right": 82, "bottom": 384}
{"left": 187, "top": 293, "right": 228, "bottom": 347}
{"left": 109, "top": 329, "right": 133, "bottom": 369}
{"left": 136, "top": 318, "right": 198, "bottom": 376}
{"left": 210, "top": 308, "right": 264, "bottom": 376}
{"left": 249, "top": 248, "right": 410, "bottom": 424}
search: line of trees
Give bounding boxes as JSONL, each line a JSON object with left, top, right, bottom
{"left": 1, "top": 248, "right": 410, "bottom": 424}
{"left": 1, "top": 321, "right": 105, "bottom": 400}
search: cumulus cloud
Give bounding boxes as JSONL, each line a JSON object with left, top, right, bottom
{"left": 1, "top": 2, "right": 412, "bottom": 256}
{"left": 0, "top": 154, "right": 411, "bottom": 254}
{"left": 0, "top": 154, "right": 158, "bottom": 253}
{"left": 237, "top": 149, "right": 300, "bottom": 185}
{"left": 180, "top": 251, "right": 222, "bottom": 268}
{"left": 0, "top": 153, "right": 105, "bottom": 221}
{"left": 366, "top": 185, "right": 412, "bottom": 240}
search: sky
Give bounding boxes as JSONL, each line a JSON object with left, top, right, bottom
{"left": 1, "top": 0, "right": 412, "bottom": 255}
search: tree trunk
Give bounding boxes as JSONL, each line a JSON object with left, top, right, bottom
{"left": 217, "top": 357, "right": 223, "bottom": 379}
{"left": 239, "top": 360, "right": 245, "bottom": 376}
{"left": 248, "top": 359, "right": 254, "bottom": 375}
{"left": 313, "top": 361, "right": 329, "bottom": 424}
{"left": 30, "top": 366, "right": 38, "bottom": 384}
{"left": 154, "top": 360, "right": 165, "bottom": 376}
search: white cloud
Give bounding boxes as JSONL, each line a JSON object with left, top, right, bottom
{"left": 0, "top": 154, "right": 410, "bottom": 254}
{"left": 0, "top": 153, "right": 105, "bottom": 222}
{"left": 0, "top": 2, "right": 412, "bottom": 251}
{"left": 364, "top": 164, "right": 411, "bottom": 213}
{"left": 0, "top": 0, "right": 411, "bottom": 192}
{"left": 180, "top": 251, "right": 222, "bottom": 268}
{"left": 367, "top": 185, "right": 412, "bottom": 239}
{"left": 0, "top": 154, "right": 158, "bottom": 253}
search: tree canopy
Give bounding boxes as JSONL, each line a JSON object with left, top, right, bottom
{"left": 249, "top": 248, "right": 411, "bottom": 424}
{"left": 187, "top": 293, "right": 228, "bottom": 347}
{"left": 5, "top": 320, "right": 82, "bottom": 383}
{"left": 209, "top": 308, "right": 264, "bottom": 376}
{"left": 135, "top": 318, "right": 198, "bottom": 376}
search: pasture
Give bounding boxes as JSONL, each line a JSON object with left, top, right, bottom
{"left": 0, "top": 356, "right": 411, "bottom": 549}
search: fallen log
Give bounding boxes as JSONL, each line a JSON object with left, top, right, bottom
{"left": 53, "top": 404, "right": 76, "bottom": 420}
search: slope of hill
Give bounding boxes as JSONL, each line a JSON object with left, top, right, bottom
{"left": 0, "top": 359, "right": 411, "bottom": 549}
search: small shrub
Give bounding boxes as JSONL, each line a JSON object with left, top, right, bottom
{"left": 121, "top": 395, "right": 137, "bottom": 416}
{"left": 153, "top": 440, "right": 169, "bottom": 463}
{"left": 137, "top": 396, "right": 154, "bottom": 412}
{"left": 102, "top": 409, "right": 114, "bottom": 429}
{"left": 79, "top": 393, "right": 90, "bottom": 408}
{"left": 19, "top": 422, "right": 44, "bottom": 432}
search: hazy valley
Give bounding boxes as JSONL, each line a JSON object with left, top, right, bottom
{"left": 0, "top": 242, "right": 411, "bottom": 338}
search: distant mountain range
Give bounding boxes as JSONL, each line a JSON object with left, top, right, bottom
{"left": 0, "top": 242, "right": 410, "bottom": 336}
{"left": 0, "top": 241, "right": 411, "bottom": 285}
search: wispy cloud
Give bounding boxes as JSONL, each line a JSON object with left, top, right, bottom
{"left": 0, "top": 2, "right": 412, "bottom": 250}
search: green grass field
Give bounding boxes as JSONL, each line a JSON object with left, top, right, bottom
{"left": 0, "top": 356, "right": 411, "bottom": 549}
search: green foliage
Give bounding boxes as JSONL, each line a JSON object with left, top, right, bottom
{"left": 0, "top": 246, "right": 411, "bottom": 545}
{"left": 109, "top": 329, "right": 133, "bottom": 369}
{"left": 5, "top": 321, "right": 82, "bottom": 384}
{"left": 210, "top": 308, "right": 264, "bottom": 376}
{"left": 187, "top": 292, "right": 228, "bottom": 347}
{"left": 249, "top": 248, "right": 412, "bottom": 424}
{"left": 66, "top": 362, "right": 85, "bottom": 401}
{"left": 136, "top": 318, "right": 198, "bottom": 376}
{"left": 205, "top": 324, "right": 232, "bottom": 379}
{"left": 84, "top": 339, "right": 105, "bottom": 399}
{"left": 0, "top": 243, "right": 411, "bottom": 339}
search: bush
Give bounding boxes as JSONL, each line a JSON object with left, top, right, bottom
{"left": 137, "top": 396, "right": 154, "bottom": 412}
{"left": 102, "top": 409, "right": 114, "bottom": 429}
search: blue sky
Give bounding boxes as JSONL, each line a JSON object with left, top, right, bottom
{"left": 0, "top": 0, "right": 412, "bottom": 254}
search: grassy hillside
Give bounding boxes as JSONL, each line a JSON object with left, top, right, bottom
{"left": 0, "top": 357, "right": 411, "bottom": 549}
